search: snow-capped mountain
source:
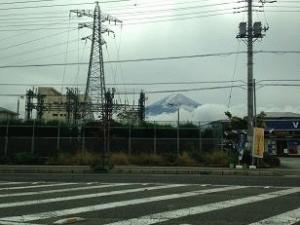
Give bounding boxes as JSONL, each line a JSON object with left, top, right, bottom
{"left": 146, "top": 94, "right": 201, "bottom": 116}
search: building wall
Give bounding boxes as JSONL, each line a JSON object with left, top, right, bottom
{"left": 265, "top": 119, "right": 300, "bottom": 156}
{"left": 0, "top": 112, "right": 17, "bottom": 121}
{"left": 38, "top": 87, "right": 85, "bottom": 122}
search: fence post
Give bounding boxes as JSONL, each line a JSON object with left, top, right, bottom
{"left": 56, "top": 123, "right": 60, "bottom": 151}
{"left": 177, "top": 121, "right": 180, "bottom": 156}
{"left": 128, "top": 124, "right": 132, "bottom": 155}
{"left": 4, "top": 120, "right": 9, "bottom": 157}
{"left": 199, "top": 122, "right": 202, "bottom": 152}
{"left": 31, "top": 119, "right": 36, "bottom": 154}
{"left": 153, "top": 122, "right": 157, "bottom": 155}
{"left": 81, "top": 126, "right": 85, "bottom": 152}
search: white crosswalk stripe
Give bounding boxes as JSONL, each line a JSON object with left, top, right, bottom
{"left": 248, "top": 207, "right": 300, "bottom": 225}
{"left": 0, "top": 182, "right": 77, "bottom": 191}
{"left": 0, "top": 221, "right": 42, "bottom": 225}
{"left": 0, "top": 182, "right": 299, "bottom": 225}
{"left": 103, "top": 187, "right": 300, "bottom": 225}
{"left": 0, "top": 183, "right": 186, "bottom": 209}
{"left": 0, "top": 183, "right": 130, "bottom": 198}
{"left": 0, "top": 182, "right": 28, "bottom": 186}
{"left": 0, "top": 185, "right": 245, "bottom": 222}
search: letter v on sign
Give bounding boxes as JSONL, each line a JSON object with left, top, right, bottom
{"left": 292, "top": 121, "right": 299, "bottom": 129}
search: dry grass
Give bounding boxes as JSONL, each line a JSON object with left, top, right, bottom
{"left": 111, "top": 152, "right": 129, "bottom": 165}
{"left": 129, "top": 154, "right": 164, "bottom": 166}
{"left": 204, "top": 150, "right": 229, "bottom": 167}
{"left": 176, "top": 152, "right": 197, "bottom": 166}
{"left": 48, "top": 151, "right": 101, "bottom": 165}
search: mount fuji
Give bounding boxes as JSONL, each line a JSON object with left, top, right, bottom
{"left": 146, "top": 93, "right": 201, "bottom": 116}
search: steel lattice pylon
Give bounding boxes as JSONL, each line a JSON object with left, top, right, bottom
{"left": 71, "top": 2, "right": 121, "bottom": 120}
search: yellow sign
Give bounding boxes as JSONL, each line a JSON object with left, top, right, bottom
{"left": 252, "top": 127, "right": 265, "bottom": 158}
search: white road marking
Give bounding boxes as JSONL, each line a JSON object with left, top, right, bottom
{"left": 0, "top": 221, "right": 42, "bottom": 225}
{"left": 0, "top": 182, "right": 28, "bottom": 186}
{"left": 53, "top": 217, "right": 85, "bottom": 224}
{"left": 0, "top": 183, "right": 77, "bottom": 191}
{"left": 0, "top": 183, "right": 130, "bottom": 198}
{"left": 248, "top": 207, "right": 300, "bottom": 225}
{"left": 0, "top": 184, "right": 186, "bottom": 209}
{"left": 0, "top": 185, "right": 244, "bottom": 222}
{"left": 104, "top": 187, "right": 300, "bottom": 225}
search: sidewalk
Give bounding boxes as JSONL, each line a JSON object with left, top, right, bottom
{"left": 0, "top": 165, "right": 299, "bottom": 176}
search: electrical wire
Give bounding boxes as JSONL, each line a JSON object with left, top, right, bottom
{"left": 0, "top": 0, "right": 130, "bottom": 10}
{"left": 109, "top": 2, "right": 237, "bottom": 17}
{"left": 0, "top": 27, "right": 77, "bottom": 32}
{"left": 0, "top": 38, "right": 80, "bottom": 61}
{"left": 0, "top": 80, "right": 245, "bottom": 87}
{"left": 1, "top": 50, "right": 300, "bottom": 68}
{"left": 123, "top": 12, "right": 238, "bottom": 26}
{"left": 0, "top": 28, "right": 77, "bottom": 52}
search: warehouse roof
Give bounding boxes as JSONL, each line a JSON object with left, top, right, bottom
{"left": 0, "top": 107, "right": 18, "bottom": 115}
{"left": 264, "top": 112, "right": 300, "bottom": 119}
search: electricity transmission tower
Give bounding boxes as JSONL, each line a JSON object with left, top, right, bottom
{"left": 70, "top": 2, "right": 121, "bottom": 120}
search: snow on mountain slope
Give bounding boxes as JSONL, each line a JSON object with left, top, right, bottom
{"left": 146, "top": 94, "right": 201, "bottom": 116}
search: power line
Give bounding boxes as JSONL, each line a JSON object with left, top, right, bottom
{"left": 0, "top": 28, "right": 77, "bottom": 52}
{"left": 0, "top": 80, "right": 245, "bottom": 87}
{"left": 0, "top": 38, "right": 80, "bottom": 61}
{"left": 124, "top": 12, "right": 238, "bottom": 26}
{"left": 0, "top": 50, "right": 299, "bottom": 69}
{"left": 0, "top": 0, "right": 129, "bottom": 10}
{"left": 110, "top": 2, "right": 237, "bottom": 17}
{"left": 0, "top": 27, "right": 76, "bottom": 32}
{"left": 120, "top": 8, "right": 236, "bottom": 22}
{"left": 0, "top": 51, "right": 246, "bottom": 68}
{"left": 2, "top": 82, "right": 300, "bottom": 97}
{"left": 0, "top": 2, "right": 94, "bottom": 10}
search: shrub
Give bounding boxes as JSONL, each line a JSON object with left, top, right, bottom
{"left": 176, "top": 152, "right": 197, "bottom": 166}
{"left": 261, "top": 152, "right": 280, "bottom": 168}
{"left": 0, "top": 156, "right": 12, "bottom": 164}
{"left": 47, "top": 151, "right": 101, "bottom": 165}
{"left": 111, "top": 153, "right": 129, "bottom": 165}
{"left": 129, "top": 154, "right": 164, "bottom": 166}
{"left": 205, "top": 150, "right": 230, "bottom": 167}
{"left": 14, "top": 152, "right": 40, "bottom": 165}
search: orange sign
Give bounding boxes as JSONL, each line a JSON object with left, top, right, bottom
{"left": 252, "top": 127, "right": 265, "bottom": 158}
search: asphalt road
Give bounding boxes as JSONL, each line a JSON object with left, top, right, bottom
{"left": 0, "top": 173, "right": 299, "bottom": 225}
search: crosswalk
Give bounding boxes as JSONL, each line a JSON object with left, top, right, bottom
{"left": 0, "top": 181, "right": 299, "bottom": 225}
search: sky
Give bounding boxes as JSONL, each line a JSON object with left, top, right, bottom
{"left": 0, "top": 0, "right": 299, "bottom": 121}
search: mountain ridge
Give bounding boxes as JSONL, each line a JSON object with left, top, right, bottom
{"left": 146, "top": 93, "right": 201, "bottom": 116}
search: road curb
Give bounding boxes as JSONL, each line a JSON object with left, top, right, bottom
{"left": 110, "top": 166, "right": 298, "bottom": 176}
{"left": 0, "top": 165, "right": 298, "bottom": 176}
{"left": 0, "top": 165, "right": 92, "bottom": 174}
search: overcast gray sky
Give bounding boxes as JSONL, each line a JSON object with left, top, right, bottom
{"left": 0, "top": 0, "right": 299, "bottom": 119}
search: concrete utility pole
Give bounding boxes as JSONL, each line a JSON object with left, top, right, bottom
{"left": 247, "top": 0, "right": 254, "bottom": 161}
{"left": 237, "top": 0, "right": 274, "bottom": 163}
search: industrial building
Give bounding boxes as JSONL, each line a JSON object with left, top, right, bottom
{"left": 37, "top": 87, "right": 85, "bottom": 122}
{"left": 0, "top": 107, "right": 18, "bottom": 121}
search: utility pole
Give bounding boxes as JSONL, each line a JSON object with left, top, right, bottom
{"left": 236, "top": 0, "right": 274, "bottom": 164}
{"left": 247, "top": 0, "right": 254, "bottom": 164}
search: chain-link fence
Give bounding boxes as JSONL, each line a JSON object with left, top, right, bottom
{"left": 0, "top": 121, "right": 224, "bottom": 158}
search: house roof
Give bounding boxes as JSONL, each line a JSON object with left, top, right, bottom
{"left": 264, "top": 112, "right": 300, "bottom": 119}
{"left": 0, "top": 107, "right": 18, "bottom": 115}
{"left": 38, "top": 87, "right": 62, "bottom": 96}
